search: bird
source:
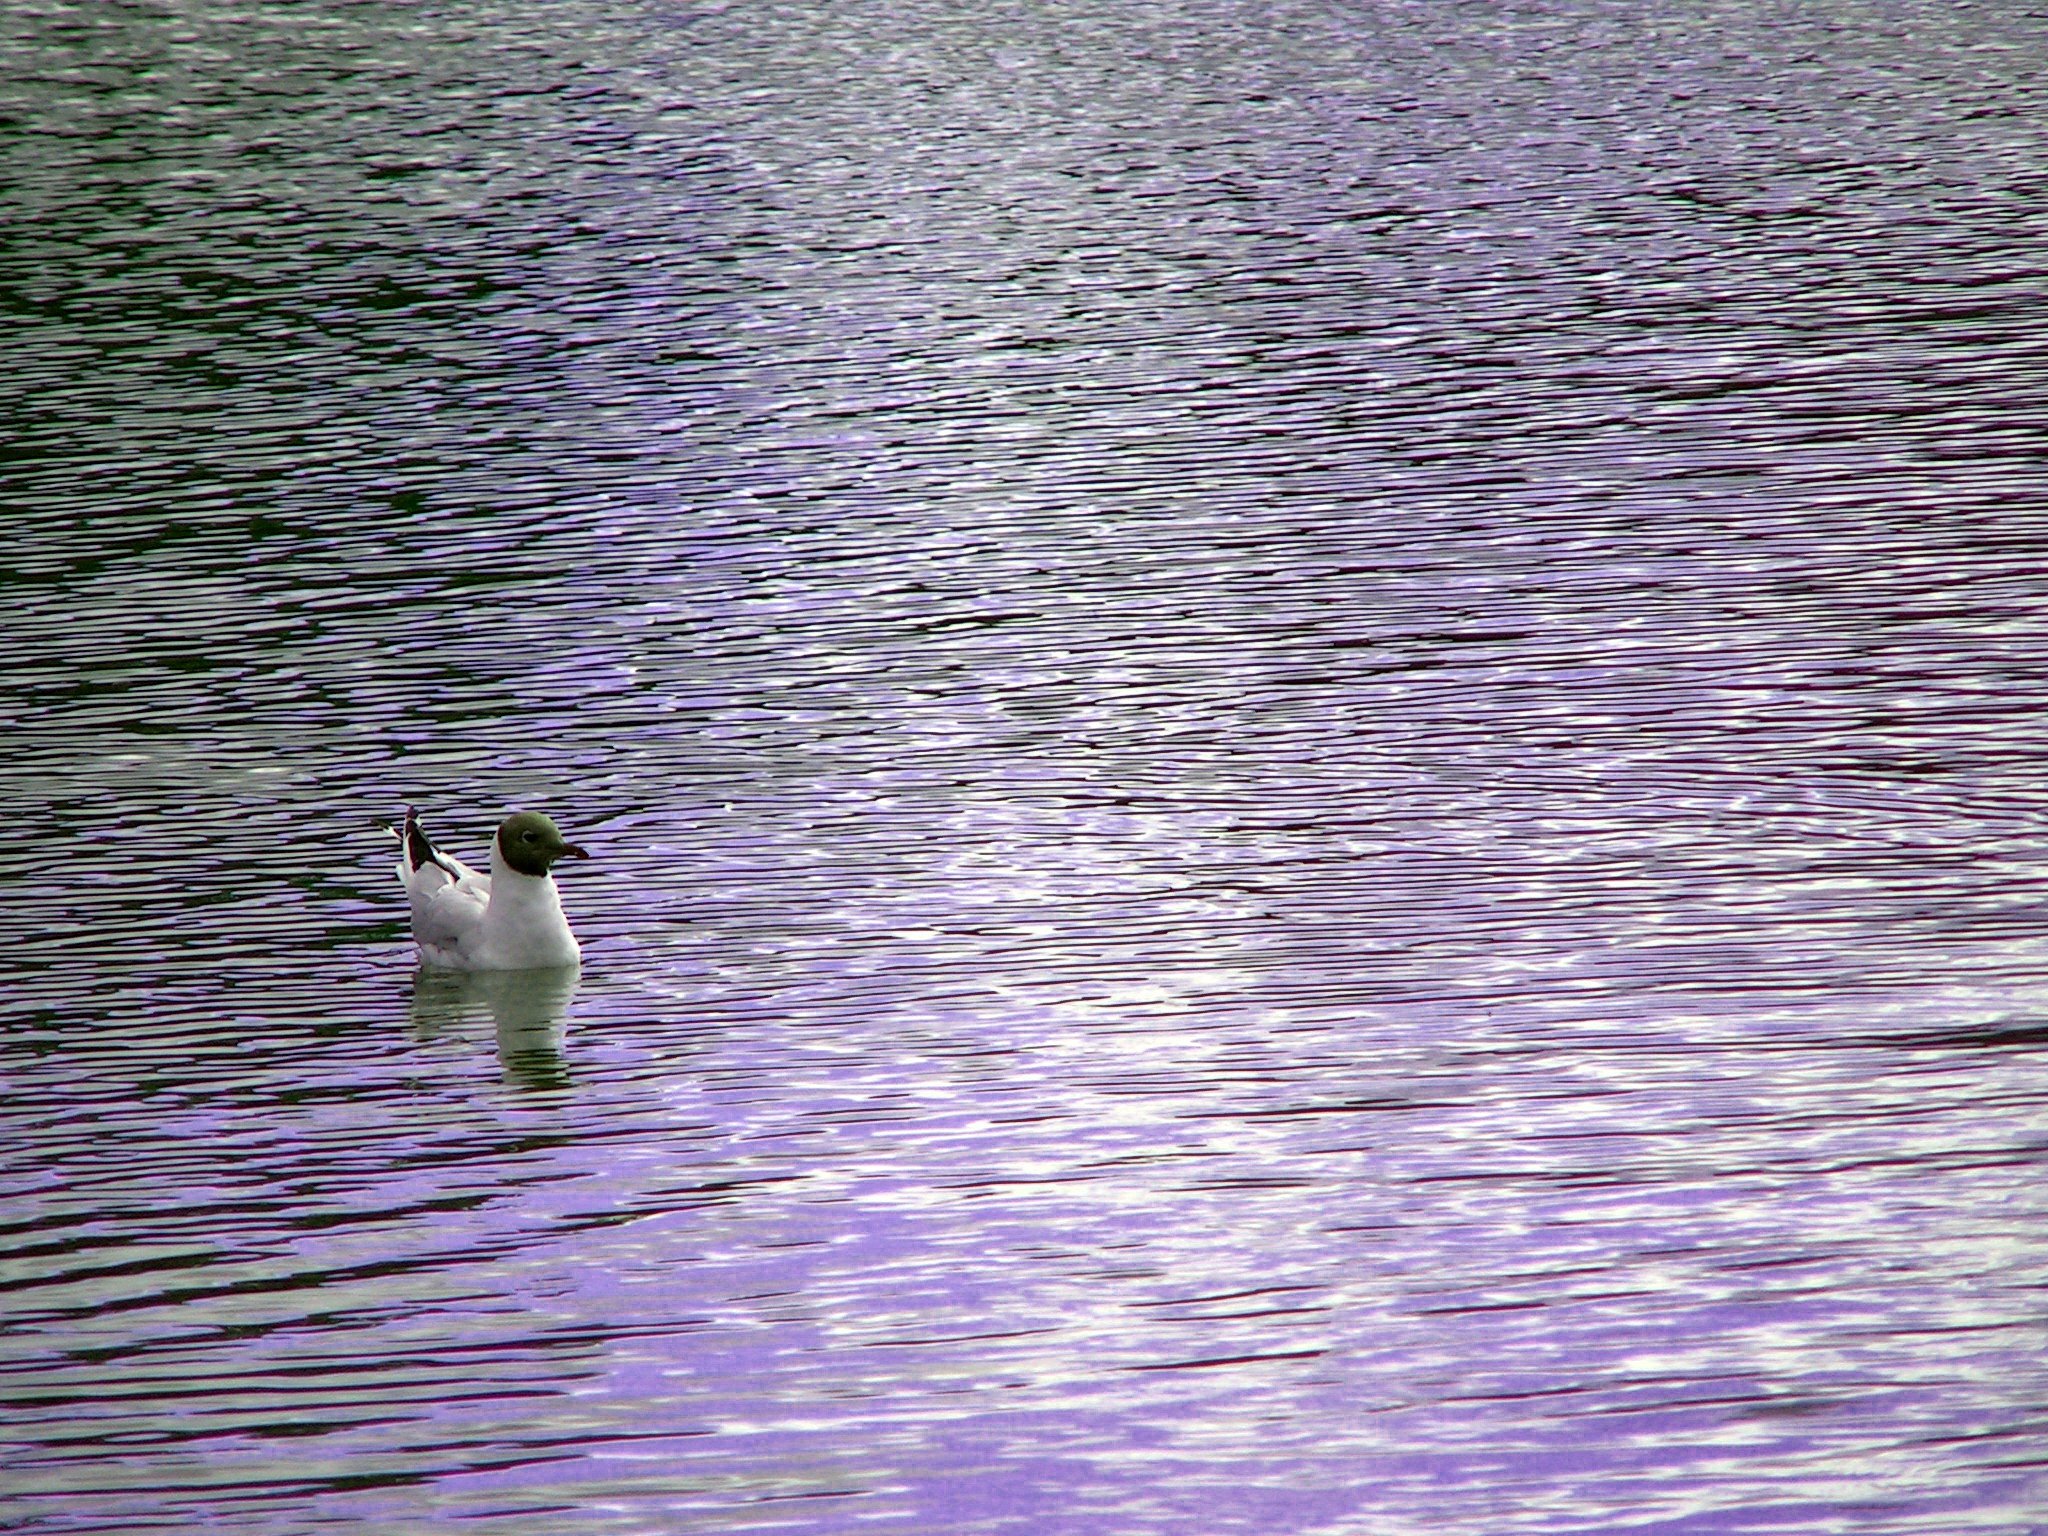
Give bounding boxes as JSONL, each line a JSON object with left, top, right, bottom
{"left": 390, "top": 806, "right": 589, "bottom": 970}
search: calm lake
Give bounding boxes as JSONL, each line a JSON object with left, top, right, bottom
{"left": 6, "top": 0, "right": 2048, "bottom": 1531}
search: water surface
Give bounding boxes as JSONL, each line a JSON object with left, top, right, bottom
{"left": 6, "top": 0, "right": 2048, "bottom": 1531}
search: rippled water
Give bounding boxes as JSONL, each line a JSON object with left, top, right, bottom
{"left": 8, "top": 0, "right": 2048, "bottom": 1531}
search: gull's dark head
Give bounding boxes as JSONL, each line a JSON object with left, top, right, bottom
{"left": 496, "top": 810, "right": 590, "bottom": 877}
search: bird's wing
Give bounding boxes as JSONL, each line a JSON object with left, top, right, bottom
{"left": 408, "top": 864, "right": 493, "bottom": 949}
{"left": 390, "top": 807, "right": 491, "bottom": 950}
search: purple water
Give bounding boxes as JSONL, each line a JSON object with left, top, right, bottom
{"left": 6, "top": 0, "right": 2048, "bottom": 1531}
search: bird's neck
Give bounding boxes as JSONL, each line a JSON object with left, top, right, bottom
{"left": 489, "top": 843, "right": 557, "bottom": 890}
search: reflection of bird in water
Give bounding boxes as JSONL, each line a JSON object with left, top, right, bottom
{"left": 410, "top": 965, "right": 580, "bottom": 1089}
{"left": 388, "top": 806, "right": 589, "bottom": 970}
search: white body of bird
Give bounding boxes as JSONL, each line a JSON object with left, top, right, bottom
{"left": 394, "top": 808, "right": 588, "bottom": 971}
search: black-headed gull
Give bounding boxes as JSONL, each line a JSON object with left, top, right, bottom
{"left": 393, "top": 807, "right": 589, "bottom": 970}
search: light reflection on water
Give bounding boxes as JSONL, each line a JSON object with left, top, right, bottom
{"left": 6, "top": 0, "right": 2048, "bottom": 1530}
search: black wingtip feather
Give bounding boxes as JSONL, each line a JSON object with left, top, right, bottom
{"left": 401, "top": 806, "right": 467, "bottom": 882}
{"left": 404, "top": 806, "right": 438, "bottom": 873}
